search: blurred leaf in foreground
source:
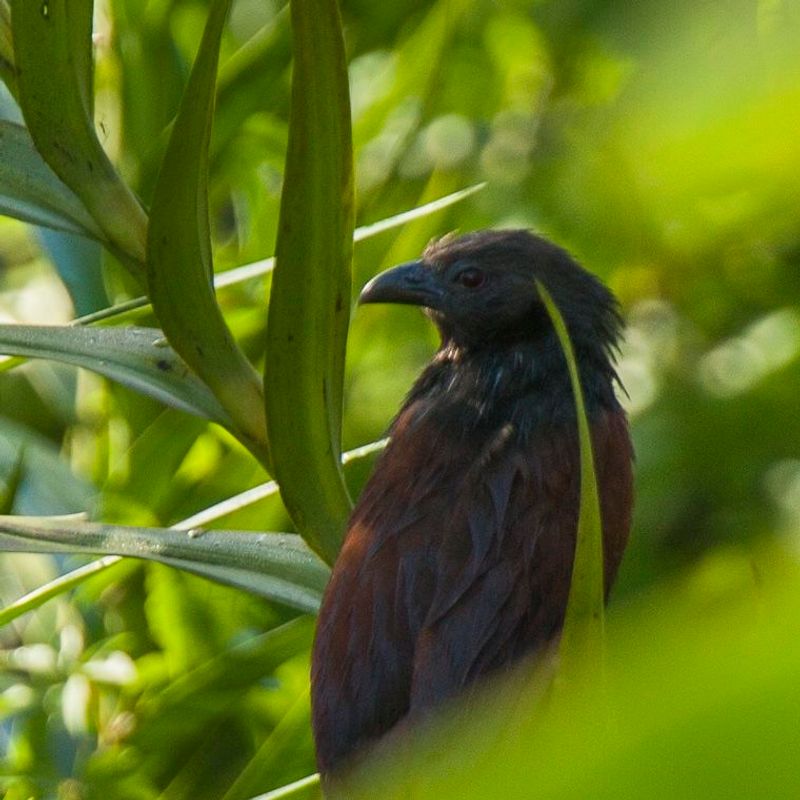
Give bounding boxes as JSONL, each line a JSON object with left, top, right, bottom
{"left": 340, "top": 543, "right": 800, "bottom": 799}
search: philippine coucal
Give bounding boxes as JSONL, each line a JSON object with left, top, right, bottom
{"left": 311, "top": 229, "right": 633, "bottom": 777}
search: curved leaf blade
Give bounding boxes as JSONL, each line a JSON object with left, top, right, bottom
{"left": 0, "top": 121, "right": 105, "bottom": 239}
{"left": 0, "top": 324, "right": 233, "bottom": 426}
{"left": 147, "top": 0, "right": 269, "bottom": 467}
{"left": 536, "top": 280, "right": 605, "bottom": 678}
{"left": 10, "top": 0, "right": 148, "bottom": 268}
{"left": 0, "top": 555, "right": 121, "bottom": 628}
{"left": 0, "top": 516, "right": 329, "bottom": 613}
{"left": 265, "top": 0, "right": 354, "bottom": 564}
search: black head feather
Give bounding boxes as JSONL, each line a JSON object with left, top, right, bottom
{"left": 360, "top": 229, "right": 625, "bottom": 435}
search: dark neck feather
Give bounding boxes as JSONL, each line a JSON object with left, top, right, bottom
{"left": 400, "top": 331, "right": 622, "bottom": 442}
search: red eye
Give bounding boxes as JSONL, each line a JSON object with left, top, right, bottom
{"left": 456, "top": 268, "right": 485, "bottom": 289}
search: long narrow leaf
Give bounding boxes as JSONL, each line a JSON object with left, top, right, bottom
{"left": 7, "top": 187, "right": 484, "bottom": 331}
{"left": 221, "top": 691, "right": 314, "bottom": 800}
{"left": 0, "top": 121, "right": 106, "bottom": 240}
{"left": 0, "top": 324, "right": 233, "bottom": 426}
{"left": 536, "top": 280, "right": 605, "bottom": 677}
{"left": 148, "top": 617, "right": 315, "bottom": 715}
{"left": 179, "top": 438, "right": 388, "bottom": 530}
{"left": 0, "top": 0, "right": 16, "bottom": 99}
{"left": 247, "top": 775, "right": 321, "bottom": 800}
{"left": 10, "top": 0, "right": 148, "bottom": 268}
{"left": 0, "top": 516, "right": 329, "bottom": 613}
{"left": 147, "top": 0, "right": 269, "bottom": 468}
{"left": 0, "top": 555, "right": 120, "bottom": 628}
{"left": 265, "top": 0, "right": 354, "bottom": 564}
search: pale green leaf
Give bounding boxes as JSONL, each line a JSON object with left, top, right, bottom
{"left": 0, "top": 515, "right": 329, "bottom": 613}
{"left": 536, "top": 280, "right": 605, "bottom": 678}
{"left": 340, "top": 551, "right": 800, "bottom": 799}
{"left": 246, "top": 774, "right": 321, "bottom": 800}
{"left": 0, "top": 324, "right": 233, "bottom": 426}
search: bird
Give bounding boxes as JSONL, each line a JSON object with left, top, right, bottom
{"left": 310, "top": 229, "right": 634, "bottom": 778}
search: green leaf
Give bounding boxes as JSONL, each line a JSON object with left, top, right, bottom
{"left": 0, "top": 555, "right": 121, "bottom": 628}
{"left": 0, "top": 0, "right": 16, "bottom": 99}
{"left": 10, "top": 0, "right": 148, "bottom": 268}
{"left": 0, "top": 416, "right": 95, "bottom": 514}
{"left": 0, "top": 445, "right": 23, "bottom": 514}
{"left": 179, "top": 438, "right": 388, "bottom": 530}
{"left": 221, "top": 691, "right": 315, "bottom": 800}
{"left": 0, "top": 324, "right": 233, "bottom": 426}
{"left": 0, "top": 516, "right": 329, "bottom": 613}
{"left": 535, "top": 280, "right": 605, "bottom": 679}
{"left": 147, "top": 616, "right": 315, "bottom": 716}
{"left": 0, "top": 121, "right": 106, "bottom": 240}
{"left": 340, "top": 549, "right": 800, "bottom": 799}
{"left": 37, "top": 229, "right": 108, "bottom": 315}
{"left": 247, "top": 775, "right": 321, "bottom": 800}
{"left": 68, "top": 185, "right": 484, "bottom": 329}
{"left": 265, "top": 0, "right": 354, "bottom": 564}
{"left": 146, "top": 0, "right": 269, "bottom": 468}
{"left": 351, "top": 183, "right": 484, "bottom": 244}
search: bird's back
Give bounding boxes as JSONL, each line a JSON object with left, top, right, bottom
{"left": 311, "top": 393, "right": 632, "bottom": 775}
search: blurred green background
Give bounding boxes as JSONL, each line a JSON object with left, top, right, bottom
{"left": 1, "top": 0, "right": 799, "bottom": 797}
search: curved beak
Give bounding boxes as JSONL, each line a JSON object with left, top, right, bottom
{"left": 359, "top": 261, "right": 445, "bottom": 309}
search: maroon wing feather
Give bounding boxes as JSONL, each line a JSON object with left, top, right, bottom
{"left": 311, "top": 402, "right": 460, "bottom": 773}
{"left": 311, "top": 405, "right": 632, "bottom": 774}
{"left": 411, "top": 408, "right": 632, "bottom": 710}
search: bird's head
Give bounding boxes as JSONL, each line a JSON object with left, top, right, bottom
{"left": 360, "top": 229, "right": 622, "bottom": 361}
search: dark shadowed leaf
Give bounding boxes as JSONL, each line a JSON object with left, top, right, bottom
{"left": 147, "top": 617, "right": 315, "bottom": 717}
{"left": 221, "top": 692, "right": 315, "bottom": 800}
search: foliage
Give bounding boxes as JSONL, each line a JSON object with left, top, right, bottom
{"left": 0, "top": 0, "right": 798, "bottom": 798}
